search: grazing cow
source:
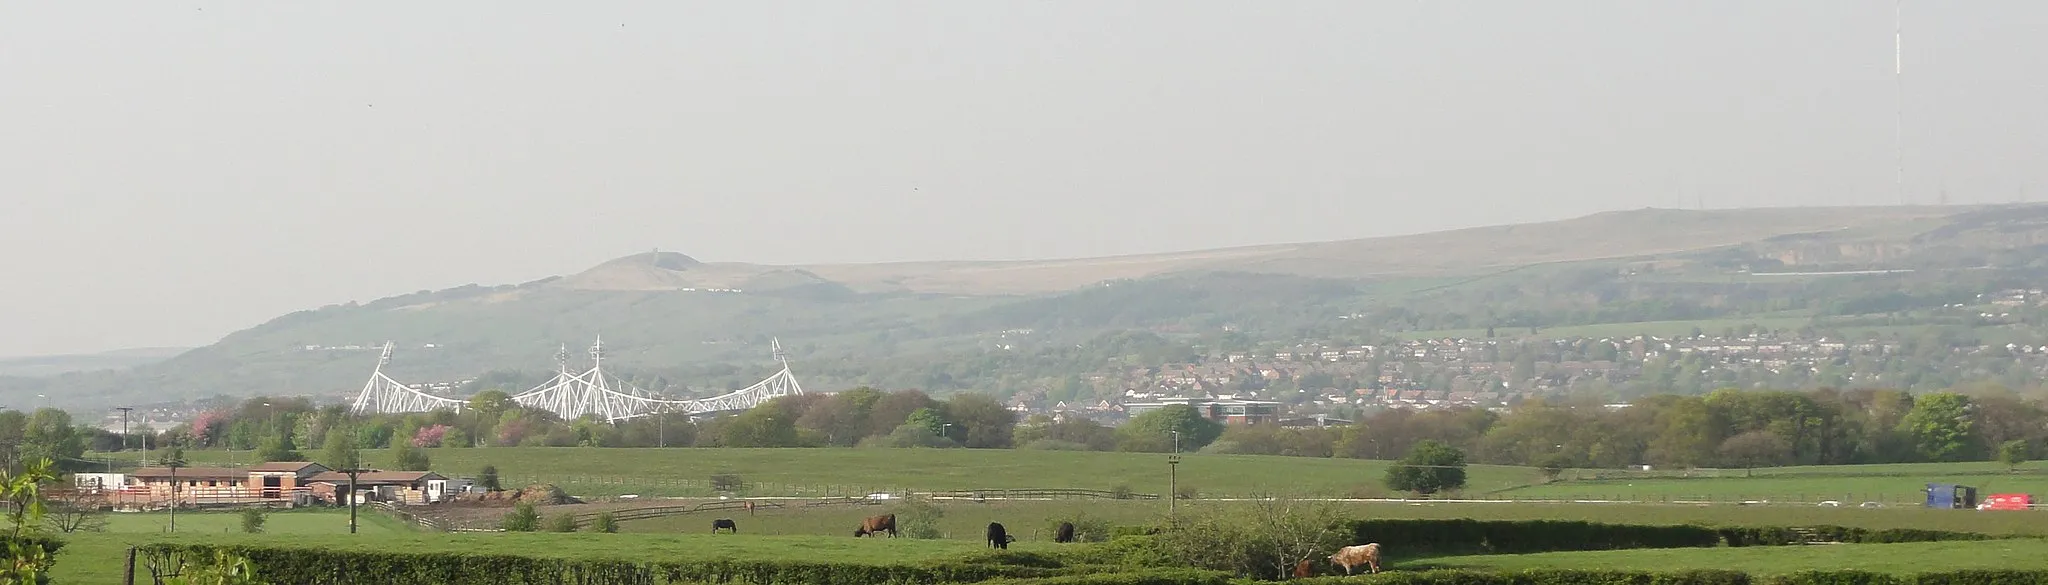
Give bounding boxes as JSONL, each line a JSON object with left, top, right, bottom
{"left": 1329, "top": 543, "right": 1381, "bottom": 575}
{"left": 986, "top": 522, "right": 1015, "bottom": 549}
{"left": 1293, "top": 559, "right": 1314, "bottom": 579}
{"left": 1054, "top": 522, "right": 1076, "bottom": 544}
{"left": 712, "top": 518, "right": 738, "bottom": 533}
{"left": 853, "top": 514, "right": 898, "bottom": 538}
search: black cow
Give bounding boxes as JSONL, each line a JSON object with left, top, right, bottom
{"left": 986, "top": 522, "right": 1015, "bottom": 549}
{"left": 1054, "top": 522, "right": 1076, "bottom": 543}
{"left": 712, "top": 518, "right": 738, "bottom": 533}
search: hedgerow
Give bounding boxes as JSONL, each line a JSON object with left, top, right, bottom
{"left": 1339, "top": 519, "right": 1722, "bottom": 555}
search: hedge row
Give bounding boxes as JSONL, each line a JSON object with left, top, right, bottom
{"left": 1718, "top": 526, "right": 1993, "bottom": 547}
{"left": 1337, "top": 520, "right": 2004, "bottom": 555}
{"left": 133, "top": 545, "right": 2048, "bottom": 585}
{"left": 1291, "top": 569, "right": 2048, "bottom": 585}
{"left": 1340, "top": 519, "right": 1720, "bottom": 555}
{"left": 137, "top": 544, "right": 1076, "bottom": 585}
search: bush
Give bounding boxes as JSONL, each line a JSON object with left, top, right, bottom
{"left": 499, "top": 502, "right": 539, "bottom": 532}
{"left": 890, "top": 496, "right": 946, "bottom": 539}
{"left": 1717, "top": 525, "right": 1992, "bottom": 547}
{"left": 1042, "top": 510, "right": 1114, "bottom": 543}
{"left": 592, "top": 512, "right": 619, "bottom": 533}
{"left": 238, "top": 509, "right": 267, "bottom": 534}
{"left": 544, "top": 513, "right": 578, "bottom": 533}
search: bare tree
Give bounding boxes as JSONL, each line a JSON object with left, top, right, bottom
{"left": 44, "top": 490, "right": 108, "bottom": 533}
{"left": 1156, "top": 494, "right": 1350, "bottom": 579}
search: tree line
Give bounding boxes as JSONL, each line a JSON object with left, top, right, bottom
{"left": 7, "top": 384, "right": 2042, "bottom": 475}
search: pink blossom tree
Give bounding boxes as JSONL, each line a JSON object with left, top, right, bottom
{"left": 413, "top": 424, "right": 450, "bottom": 448}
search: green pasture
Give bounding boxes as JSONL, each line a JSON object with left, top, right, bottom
{"left": 156, "top": 447, "right": 1545, "bottom": 499}
{"left": 46, "top": 515, "right": 1015, "bottom": 584}
{"left": 1509, "top": 460, "right": 2048, "bottom": 503}
{"left": 1415, "top": 539, "right": 2048, "bottom": 575}
{"left": 605, "top": 498, "right": 2048, "bottom": 538}
{"left": 42, "top": 500, "right": 2048, "bottom": 583}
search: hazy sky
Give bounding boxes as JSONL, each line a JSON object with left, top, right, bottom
{"left": 3, "top": 1, "right": 2045, "bottom": 356}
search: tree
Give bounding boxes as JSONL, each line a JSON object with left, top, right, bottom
{"left": 20, "top": 409, "right": 84, "bottom": 471}
{"left": 1901, "top": 392, "right": 1977, "bottom": 462}
{"left": 902, "top": 408, "right": 946, "bottom": 438}
{"left": 1117, "top": 405, "right": 1225, "bottom": 453}
{"left": 720, "top": 407, "right": 799, "bottom": 447}
{"left": 393, "top": 441, "right": 431, "bottom": 471}
{"left": 1717, "top": 430, "right": 1792, "bottom": 476}
{"left": 1, "top": 457, "right": 58, "bottom": 583}
{"left": 941, "top": 392, "right": 1017, "bottom": 448}
{"left": 1999, "top": 439, "right": 2030, "bottom": 472}
{"left": 1384, "top": 440, "right": 1467, "bottom": 495}
{"left": 477, "top": 465, "right": 502, "bottom": 492}
{"left": 321, "top": 425, "right": 362, "bottom": 471}
{"left": 254, "top": 434, "right": 303, "bottom": 463}
{"left": 43, "top": 489, "right": 108, "bottom": 533}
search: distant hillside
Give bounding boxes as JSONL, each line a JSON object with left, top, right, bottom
{"left": 13, "top": 204, "right": 2048, "bottom": 410}
{"left": 0, "top": 347, "right": 189, "bottom": 378}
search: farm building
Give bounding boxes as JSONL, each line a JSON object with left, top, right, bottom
{"left": 306, "top": 471, "right": 457, "bottom": 505}
{"left": 122, "top": 461, "right": 332, "bottom": 506}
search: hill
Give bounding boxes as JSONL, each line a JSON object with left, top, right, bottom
{"left": 0, "top": 347, "right": 189, "bottom": 378}
{"left": 14, "top": 204, "right": 2048, "bottom": 410}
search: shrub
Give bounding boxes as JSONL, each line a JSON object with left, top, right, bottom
{"left": 499, "top": 502, "right": 539, "bottom": 532}
{"left": 891, "top": 496, "right": 946, "bottom": 539}
{"left": 1042, "top": 510, "right": 1114, "bottom": 543}
{"left": 592, "top": 512, "right": 619, "bottom": 534}
{"left": 476, "top": 465, "right": 501, "bottom": 492}
{"left": 238, "top": 509, "right": 267, "bottom": 534}
{"left": 544, "top": 513, "right": 578, "bottom": 533}
{"left": 1108, "top": 484, "right": 1134, "bottom": 500}
{"left": 710, "top": 473, "right": 745, "bottom": 493}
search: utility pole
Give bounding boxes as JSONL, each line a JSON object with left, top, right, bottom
{"left": 658, "top": 413, "right": 665, "bottom": 448}
{"left": 1167, "top": 455, "right": 1181, "bottom": 520}
{"left": 163, "top": 455, "right": 186, "bottom": 532}
{"left": 115, "top": 407, "right": 134, "bottom": 454}
{"left": 340, "top": 467, "right": 370, "bottom": 534}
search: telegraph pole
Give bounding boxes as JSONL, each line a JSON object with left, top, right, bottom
{"left": 115, "top": 407, "right": 134, "bottom": 453}
{"left": 1167, "top": 455, "right": 1182, "bottom": 520}
{"left": 340, "top": 467, "right": 370, "bottom": 534}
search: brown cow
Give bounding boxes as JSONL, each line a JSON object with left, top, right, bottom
{"left": 1293, "top": 559, "right": 1313, "bottom": 579}
{"left": 743, "top": 501, "right": 756, "bottom": 516}
{"left": 854, "top": 513, "right": 898, "bottom": 538}
{"left": 1329, "top": 543, "right": 1381, "bottom": 575}
{"left": 1054, "top": 521, "right": 1076, "bottom": 543}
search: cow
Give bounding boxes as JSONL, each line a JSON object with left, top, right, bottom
{"left": 854, "top": 514, "right": 898, "bottom": 538}
{"left": 986, "top": 522, "right": 1015, "bottom": 549}
{"left": 1329, "top": 543, "right": 1381, "bottom": 575}
{"left": 712, "top": 518, "right": 738, "bottom": 533}
{"left": 1292, "top": 559, "right": 1314, "bottom": 579}
{"left": 742, "top": 501, "right": 756, "bottom": 516}
{"left": 1054, "top": 522, "right": 1076, "bottom": 544}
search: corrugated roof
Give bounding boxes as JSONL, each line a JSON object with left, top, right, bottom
{"left": 248, "top": 461, "right": 328, "bottom": 473}
{"left": 131, "top": 466, "right": 245, "bottom": 479}
{"left": 306, "top": 471, "right": 445, "bottom": 485}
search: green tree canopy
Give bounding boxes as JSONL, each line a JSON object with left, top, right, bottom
{"left": 1117, "top": 405, "right": 1225, "bottom": 453}
{"left": 1384, "top": 439, "right": 1467, "bottom": 495}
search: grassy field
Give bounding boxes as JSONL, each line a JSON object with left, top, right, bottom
{"left": 53, "top": 502, "right": 2048, "bottom": 583}
{"left": 596, "top": 498, "right": 2048, "bottom": 538}
{"left": 1501, "top": 460, "right": 2048, "bottom": 503}
{"left": 157, "top": 447, "right": 1546, "bottom": 499}
{"left": 46, "top": 512, "right": 1020, "bottom": 584}
{"left": 1414, "top": 539, "right": 2048, "bottom": 575}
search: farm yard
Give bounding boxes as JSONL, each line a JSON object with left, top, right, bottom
{"left": 42, "top": 448, "right": 2048, "bottom": 584}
